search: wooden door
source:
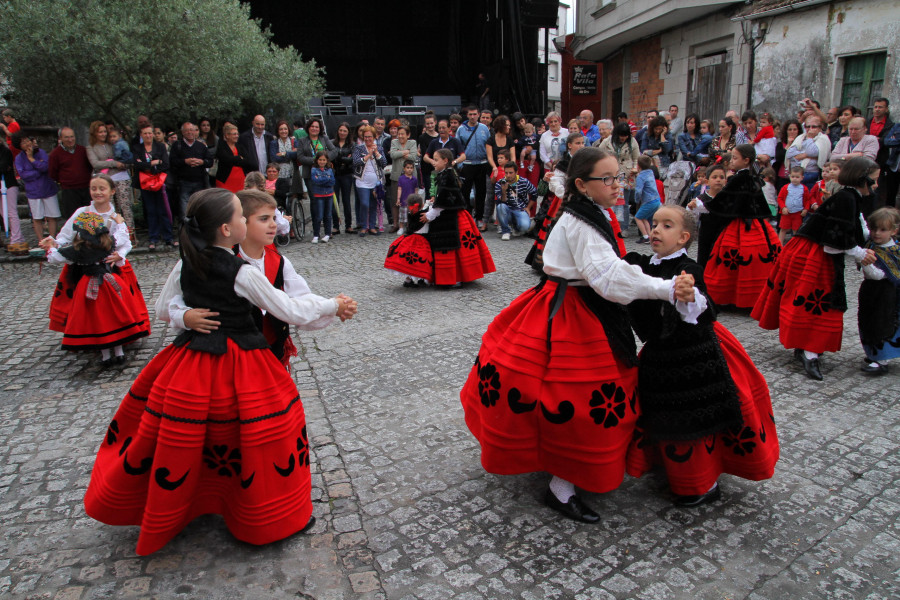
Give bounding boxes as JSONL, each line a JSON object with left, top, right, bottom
{"left": 687, "top": 52, "right": 730, "bottom": 122}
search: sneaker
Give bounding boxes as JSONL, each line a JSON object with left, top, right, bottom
{"left": 396, "top": 228, "right": 405, "bottom": 236}
{"left": 322, "top": 236, "right": 330, "bottom": 243}
{"left": 311, "top": 237, "right": 319, "bottom": 244}
{"left": 501, "top": 233, "right": 511, "bottom": 241}
{"left": 496, "top": 225, "right": 502, "bottom": 234}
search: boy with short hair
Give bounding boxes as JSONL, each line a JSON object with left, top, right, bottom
{"left": 777, "top": 166, "right": 813, "bottom": 243}
{"left": 494, "top": 162, "right": 536, "bottom": 240}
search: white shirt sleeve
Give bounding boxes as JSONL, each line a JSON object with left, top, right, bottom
{"left": 155, "top": 260, "right": 184, "bottom": 324}
{"left": 562, "top": 217, "right": 674, "bottom": 304}
{"left": 46, "top": 247, "right": 67, "bottom": 264}
{"left": 275, "top": 209, "right": 290, "bottom": 236}
{"left": 549, "top": 168, "right": 566, "bottom": 199}
{"left": 672, "top": 287, "right": 709, "bottom": 324}
{"left": 424, "top": 206, "right": 443, "bottom": 222}
{"left": 53, "top": 208, "right": 83, "bottom": 247}
{"left": 862, "top": 264, "right": 886, "bottom": 280}
{"left": 690, "top": 198, "right": 709, "bottom": 215}
{"left": 110, "top": 221, "right": 131, "bottom": 264}
{"left": 234, "top": 265, "right": 338, "bottom": 326}
{"left": 824, "top": 245, "right": 867, "bottom": 260}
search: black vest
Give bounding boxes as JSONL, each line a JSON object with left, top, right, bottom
{"left": 173, "top": 248, "right": 270, "bottom": 354}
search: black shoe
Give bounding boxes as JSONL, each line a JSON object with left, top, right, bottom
{"left": 115, "top": 355, "right": 127, "bottom": 365}
{"left": 300, "top": 516, "right": 317, "bottom": 533}
{"left": 635, "top": 237, "right": 649, "bottom": 244}
{"left": 800, "top": 354, "right": 824, "bottom": 381}
{"left": 793, "top": 348, "right": 803, "bottom": 364}
{"left": 101, "top": 357, "right": 116, "bottom": 368}
{"left": 543, "top": 490, "right": 600, "bottom": 524}
{"left": 674, "top": 483, "right": 721, "bottom": 507}
{"left": 402, "top": 280, "right": 415, "bottom": 288}
{"left": 861, "top": 360, "right": 888, "bottom": 374}
{"left": 417, "top": 279, "right": 429, "bottom": 287}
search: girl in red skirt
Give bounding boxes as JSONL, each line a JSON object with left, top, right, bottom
{"left": 42, "top": 174, "right": 149, "bottom": 344}
{"left": 693, "top": 145, "right": 781, "bottom": 308}
{"left": 84, "top": 188, "right": 357, "bottom": 555}
{"left": 623, "top": 205, "right": 779, "bottom": 506}
{"left": 752, "top": 157, "right": 879, "bottom": 381}
{"left": 384, "top": 194, "right": 433, "bottom": 287}
{"left": 42, "top": 211, "right": 149, "bottom": 366}
{"left": 460, "top": 148, "right": 696, "bottom": 523}
{"left": 422, "top": 149, "right": 495, "bottom": 287}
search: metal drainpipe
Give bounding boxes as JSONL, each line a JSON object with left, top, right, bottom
{"left": 747, "top": 39, "right": 755, "bottom": 111}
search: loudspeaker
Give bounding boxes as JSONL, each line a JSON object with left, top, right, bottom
{"left": 399, "top": 106, "right": 427, "bottom": 116}
{"left": 356, "top": 95, "right": 377, "bottom": 114}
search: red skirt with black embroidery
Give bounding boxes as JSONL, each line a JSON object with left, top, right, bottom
{"left": 384, "top": 233, "right": 434, "bottom": 281}
{"left": 626, "top": 322, "right": 780, "bottom": 496}
{"left": 432, "top": 210, "right": 496, "bottom": 285}
{"left": 83, "top": 339, "right": 312, "bottom": 555}
{"left": 460, "top": 279, "right": 640, "bottom": 493}
{"left": 49, "top": 260, "right": 150, "bottom": 337}
{"left": 751, "top": 236, "right": 843, "bottom": 353}
{"left": 60, "top": 272, "right": 150, "bottom": 351}
{"left": 704, "top": 219, "right": 781, "bottom": 308}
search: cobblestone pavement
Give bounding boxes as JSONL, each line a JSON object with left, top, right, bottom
{"left": 2, "top": 222, "right": 899, "bottom": 600}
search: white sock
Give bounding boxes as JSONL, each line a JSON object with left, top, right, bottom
{"left": 868, "top": 361, "right": 881, "bottom": 368}
{"left": 549, "top": 476, "right": 575, "bottom": 503}
{"left": 114, "top": 345, "right": 124, "bottom": 357}
{"left": 804, "top": 351, "right": 818, "bottom": 360}
{"left": 100, "top": 348, "right": 111, "bottom": 361}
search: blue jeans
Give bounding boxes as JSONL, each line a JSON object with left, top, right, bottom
{"left": 179, "top": 179, "right": 207, "bottom": 215}
{"left": 335, "top": 174, "right": 354, "bottom": 229}
{"left": 355, "top": 185, "right": 377, "bottom": 230}
{"left": 801, "top": 170, "right": 820, "bottom": 189}
{"left": 310, "top": 194, "right": 333, "bottom": 237}
{"left": 141, "top": 188, "right": 172, "bottom": 243}
{"left": 496, "top": 203, "right": 531, "bottom": 234}
{"left": 613, "top": 204, "right": 630, "bottom": 232}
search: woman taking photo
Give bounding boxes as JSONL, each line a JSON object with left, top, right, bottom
{"left": 86, "top": 121, "right": 134, "bottom": 236}
{"left": 709, "top": 117, "right": 737, "bottom": 164}
{"left": 352, "top": 125, "right": 386, "bottom": 237}
{"left": 132, "top": 124, "right": 173, "bottom": 250}
{"left": 773, "top": 118, "right": 801, "bottom": 189}
{"left": 214, "top": 123, "right": 254, "bottom": 193}
{"left": 332, "top": 122, "right": 356, "bottom": 233}
{"left": 676, "top": 113, "right": 711, "bottom": 164}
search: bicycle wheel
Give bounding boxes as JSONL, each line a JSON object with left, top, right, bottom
{"left": 292, "top": 197, "right": 307, "bottom": 241}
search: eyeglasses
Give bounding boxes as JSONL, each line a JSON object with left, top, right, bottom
{"left": 583, "top": 174, "right": 627, "bottom": 186}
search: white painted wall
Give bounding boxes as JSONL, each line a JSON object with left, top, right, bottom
{"left": 540, "top": 2, "right": 570, "bottom": 108}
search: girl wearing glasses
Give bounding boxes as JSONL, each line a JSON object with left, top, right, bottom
{"left": 461, "top": 147, "right": 696, "bottom": 524}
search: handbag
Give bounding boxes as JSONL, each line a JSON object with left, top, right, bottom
{"left": 139, "top": 170, "right": 167, "bottom": 191}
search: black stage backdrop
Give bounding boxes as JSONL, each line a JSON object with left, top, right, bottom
{"left": 248, "top": 0, "right": 553, "bottom": 115}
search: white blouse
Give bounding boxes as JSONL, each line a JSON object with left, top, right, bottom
{"left": 156, "top": 247, "right": 338, "bottom": 334}
{"left": 47, "top": 203, "right": 131, "bottom": 266}
{"left": 542, "top": 211, "right": 675, "bottom": 304}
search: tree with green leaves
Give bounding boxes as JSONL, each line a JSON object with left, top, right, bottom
{"left": 0, "top": 0, "right": 324, "bottom": 129}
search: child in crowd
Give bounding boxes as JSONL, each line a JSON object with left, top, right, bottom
{"left": 308, "top": 151, "right": 335, "bottom": 244}
{"left": 760, "top": 167, "right": 778, "bottom": 224}
{"left": 633, "top": 155, "right": 661, "bottom": 244}
{"left": 777, "top": 166, "right": 813, "bottom": 244}
{"left": 518, "top": 144, "right": 541, "bottom": 207}
{"left": 395, "top": 159, "right": 419, "bottom": 235}
{"left": 423, "top": 148, "right": 495, "bottom": 287}
{"left": 84, "top": 188, "right": 357, "bottom": 555}
{"left": 688, "top": 168, "right": 708, "bottom": 201}
{"left": 753, "top": 157, "right": 879, "bottom": 381}
{"left": 42, "top": 174, "right": 149, "bottom": 341}
{"left": 809, "top": 161, "right": 842, "bottom": 212}
{"left": 484, "top": 149, "right": 510, "bottom": 232}
{"left": 108, "top": 128, "right": 133, "bottom": 163}
{"left": 693, "top": 144, "right": 781, "bottom": 308}
{"left": 460, "top": 147, "right": 696, "bottom": 523}
{"left": 495, "top": 163, "right": 537, "bottom": 240}
{"left": 516, "top": 123, "right": 539, "bottom": 155}
{"left": 857, "top": 207, "right": 900, "bottom": 375}
{"left": 244, "top": 171, "right": 291, "bottom": 239}
{"left": 384, "top": 193, "right": 432, "bottom": 288}
{"left": 623, "top": 205, "right": 780, "bottom": 506}
{"left": 43, "top": 211, "right": 149, "bottom": 366}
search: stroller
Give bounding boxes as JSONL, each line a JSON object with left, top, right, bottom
{"left": 665, "top": 160, "right": 696, "bottom": 207}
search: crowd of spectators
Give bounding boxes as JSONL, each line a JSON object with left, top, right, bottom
{"left": 1, "top": 96, "right": 897, "bottom": 254}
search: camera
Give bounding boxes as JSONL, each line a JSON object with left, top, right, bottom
{"left": 797, "top": 100, "right": 808, "bottom": 110}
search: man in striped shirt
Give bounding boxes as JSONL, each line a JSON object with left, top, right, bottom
{"left": 494, "top": 163, "right": 536, "bottom": 240}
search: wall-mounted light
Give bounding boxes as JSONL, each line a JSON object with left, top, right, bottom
{"left": 662, "top": 49, "right": 673, "bottom": 74}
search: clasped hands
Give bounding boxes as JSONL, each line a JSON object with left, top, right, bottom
{"left": 674, "top": 271, "right": 695, "bottom": 303}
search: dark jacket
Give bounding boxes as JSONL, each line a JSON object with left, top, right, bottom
{"left": 169, "top": 139, "right": 213, "bottom": 183}
{"left": 868, "top": 115, "right": 895, "bottom": 167}
{"left": 332, "top": 139, "right": 355, "bottom": 177}
{"left": 214, "top": 140, "right": 255, "bottom": 185}
{"left": 237, "top": 129, "right": 275, "bottom": 173}
{"left": 297, "top": 136, "right": 337, "bottom": 179}
{"left": 131, "top": 141, "right": 170, "bottom": 190}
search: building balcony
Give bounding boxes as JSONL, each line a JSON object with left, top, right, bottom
{"left": 575, "top": 0, "right": 744, "bottom": 60}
